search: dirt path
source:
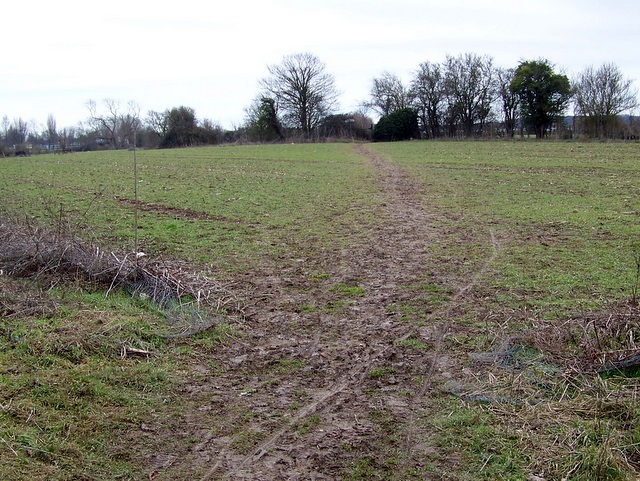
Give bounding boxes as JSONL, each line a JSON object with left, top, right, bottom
{"left": 158, "top": 143, "right": 501, "bottom": 480}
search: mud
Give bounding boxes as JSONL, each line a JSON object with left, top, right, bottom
{"left": 150, "top": 144, "right": 502, "bottom": 480}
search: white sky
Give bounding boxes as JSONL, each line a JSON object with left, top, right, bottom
{"left": 2, "top": 0, "right": 639, "bottom": 130}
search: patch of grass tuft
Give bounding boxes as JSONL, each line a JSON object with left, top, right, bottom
{"left": 331, "top": 281, "right": 365, "bottom": 298}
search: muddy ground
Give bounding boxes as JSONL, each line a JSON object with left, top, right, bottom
{"left": 142, "top": 144, "right": 504, "bottom": 480}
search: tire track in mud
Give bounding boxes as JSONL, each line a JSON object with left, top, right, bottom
{"left": 400, "top": 227, "right": 502, "bottom": 465}
{"left": 198, "top": 143, "right": 501, "bottom": 480}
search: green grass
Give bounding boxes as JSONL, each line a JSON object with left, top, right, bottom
{"left": 0, "top": 144, "right": 382, "bottom": 272}
{"left": 0, "top": 277, "right": 241, "bottom": 480}
{"left": 368, "top": 140, "right": 640, "bottom": 317}
{"left": 229, "top": 429, "right": 267, "bottom": 455}
{"left": 394, "top": 336, "right": 429, "bottom": 350}
{"left": 296, "top": 414, "right": 322, "bottom": 435}
{"left": 4, "top": 142, "right": 637, "bottom": 314}
{"left": 2, "top": 141, "right": 640, "bottom": 479}
{"left": 0, "top": 283, "right": 172, "bottom": 480}
{"left": 369, "top": 365, "right": 396, "bottom": 379}
{"left": 331, "top": 281, "right": 365, "bottom": 297}
{"left": 274, "top": 358, "right": 307, "bottom": 374}
{"left": 427, "top": 403, "right": 526, "bottom": 480}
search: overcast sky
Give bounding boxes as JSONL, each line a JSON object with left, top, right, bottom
{"left": 3, "top": 0, "right": 639, "bottom": 130}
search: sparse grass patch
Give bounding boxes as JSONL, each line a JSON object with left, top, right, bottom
{"left": 395, "top": 335, "right": 429, "bottom": 350}
{"left": 274, "top": 358, "right": 307, "bottom": 374}
{"left": 369, "top": 365, "right": 397, "bottom": 379}
{"left": 310, "top": 272, "right": 331, "bottom": 282}
{"left": 322, "top": 299, "right": 352, "bottom": 314}
{"left": 229, "top": 429, "right": 267, "bottom": 455}
{"left": 331, "top": 281, "right": 365, "bottom": 298}
{"left": 190, "top": 321, "right": 238, "bottom": 348}
{"left": 296, "top": 414, "right": 322, "bottom": 435}
{"left": 298, "top": 303, "right": 320, "bottom": 314}
{"left": 394, "top": 280, "right": 454, "bottom": 324}
{"left": 344, "top": 456, "right": 385, "bottom": 480}
{"left": 339, "top": 407, "right": 411, "bottom": 480}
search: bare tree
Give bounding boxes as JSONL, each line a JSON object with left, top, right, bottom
{"left": 260, "top": 53, "right": 339, "bottom": 138}
{"left": 443, "top": 53, "right": 496, "bottom": 137}
{"left": 145, "top": 110, "right": 170, "bottom": 142}
{"left": 495, "top": 68, "right": 519, "bottom": 138}
{"left": 46, "top": 114, "right": 58, "bottom": 150}
{"left": 1, "top": 116, "right": 9, "bottom": 141}
{"left": 410, "top": 61, "right": 445, "bottom": 138}
{"left": 366, "top": 72, "right": 412, "bottom": 117}
{"left": 573, "top": 63, "right": 638, "bottom": 138}
{"left": 87, "top": 99, "right": 140, "bottom": 149}
{"left": 200, "top": 118, "right": 225, "bottom": 144}
{"left": 352, "top": 109, "right": 374, "bottom": 134}
{"left": 7, "top": 117, "right": 30, "bottom": 146}
{"left": 58, "top": 127, "right": 71, "bottom": 152}
{"left": 87, "top": 99, "right": 116, "bottom": 148}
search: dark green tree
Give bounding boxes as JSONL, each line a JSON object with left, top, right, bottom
{"left": 243, "top": 96, "right": 285, "bottom": 142}
{"left": 161, "top": 106, "right": 201, "bottom": 148}
{"left": 510, "top": 60, "right": 572, "bottom": 138}
{"left": 257, "top": 97, "right": 285, "bottom": 141}
{"left": 372, "top": 108, "right": 419, "bottom": 142}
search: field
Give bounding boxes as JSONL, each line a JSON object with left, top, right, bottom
{"left": 1, "top": 141, "right": 640, "bottom": 480}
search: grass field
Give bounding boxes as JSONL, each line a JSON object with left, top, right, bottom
{"left": 1, "top": 144, "right": 381, "bottom": 266}
{"left": 371, "top": 141, "right": 640, "bottom": 313}
{"left": 1, "top": 140, "right": 639, "bottom": 480}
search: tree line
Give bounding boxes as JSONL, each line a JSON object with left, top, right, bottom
{"left": 369, "top": 55, "right": 638, "bottom": 141}
{"left": 1, "top": 52, "right": 638, "bottom": 155}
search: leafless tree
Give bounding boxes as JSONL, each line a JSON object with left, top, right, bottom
{"left": 352, "top": 109, "right": 374, "bottom": 133}
{"left": 573, "top": 63, "right": 638, "bottom": 138}
{"left": 260, "top": 53, "right": 339, "bottom": 137}
{"left": 120, "top": 101, "right": 141, "bottom": 146}
{"left": 7, "top": 117, "right": 30, "bottom": 146}
{"left": 145, "top": 109, "right": 171, "bottom": 142}
{"left": 87, "top": 99, "right": 140, "bottom": 149}
{"left": 1, "top": 116, "right": 9, "bottom": 141}
{"left": 58, "top": 127, "right": 71, "bottom": 152}
{"left": 495, "top": 68, "right": 519, "bottom": 138}
{"left": 443, "top": 53, "right": 496, "bottom": 137}
{"left": 410, "top": 61, "right": 445, "bottom": 139}
{"left": 366, "top": 72, "right": 412, "bottom": 117}
{"left": 46, "top": 114, "right": 58, "bottom": 149}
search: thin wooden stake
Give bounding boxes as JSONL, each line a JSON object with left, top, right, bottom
{"left": 133, "top": 129, "right": 139, "bottom": 263}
